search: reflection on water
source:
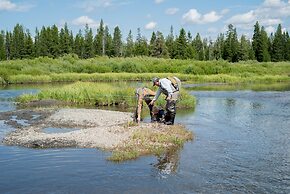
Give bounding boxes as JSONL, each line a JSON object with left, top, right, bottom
{"left": 154, "top": 148, "right": 180, "bottom": 177}
{"left": 0, "top": 84, "right": 290, "bottom": 193}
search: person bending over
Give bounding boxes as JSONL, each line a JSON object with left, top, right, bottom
{"left": 134, "top": 87, "right": 156, "bottom": 123}
{"left": 149, "top": 77, "right": 181, "bottom": 125}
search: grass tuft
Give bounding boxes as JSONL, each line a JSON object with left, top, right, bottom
{"left": 108, "top": 124, "right": 193, "bottom": 162}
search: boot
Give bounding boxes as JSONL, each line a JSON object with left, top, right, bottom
{"left": 165, "top": 113, "right": 175, "bottom": 125}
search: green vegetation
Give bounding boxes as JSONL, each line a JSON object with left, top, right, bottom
{"left": 17, "top": 81, "right": 196, "bottom": 109}
{"left": 1, "top": 56, "right": 289, "bottom": 85}
{"left": 186, "top": 82, "right": 290, "bottom": 91}
{"left": 1, "top": 21, "right": 290, "bottom": 62}
{"left": 108, "top": 124, "right": 193, "bottom": 162}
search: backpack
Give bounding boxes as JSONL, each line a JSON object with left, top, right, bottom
{"left": 167, "top": 77, "right": 181, "bottom": 91}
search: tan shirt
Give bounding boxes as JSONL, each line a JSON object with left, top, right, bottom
{"left": 136, "top": 87, "right": 155, "bottom": 121}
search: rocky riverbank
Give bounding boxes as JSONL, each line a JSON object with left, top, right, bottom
{"left": 1, "top": 108, "right": 193, "bottom": 161}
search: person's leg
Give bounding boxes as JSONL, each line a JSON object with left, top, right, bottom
{"left": 145, "top": 98, "right": 154, "bottom": 122}
{"left": 165, "top": 100, "right": 176, "bottom": 125}
{"left": 165, "top": 92, "right": 179, "bottom": 125}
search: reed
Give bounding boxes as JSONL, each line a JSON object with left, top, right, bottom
{"left": 7, "top": 73, "right": 290, "bottom": 85}
{"left": 17, "top": 81, "right": 196, "bottom": 109}
{"left": 1, "top": 55, "right": 289, "bottom": 84}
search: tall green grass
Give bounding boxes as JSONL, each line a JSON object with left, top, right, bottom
{"left": 8, "top": 73, "right": 290, "bottom": 84}
{"left": 1, "top": 55, "right": 289, "bottom": 84}
{"left": 17, "top": 82, "right": 196, "bottom": 109}
{"left": 0, "top": 77, "right": 5, "bottom": 85}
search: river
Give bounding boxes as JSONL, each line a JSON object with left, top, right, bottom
{"left": 0, "top": 84, "right": 289, "bottom": 193}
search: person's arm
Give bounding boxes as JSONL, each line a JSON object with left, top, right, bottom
{"left": 152, "top": 87, "right": 161, "bottom": 102}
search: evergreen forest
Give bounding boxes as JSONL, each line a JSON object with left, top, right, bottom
{"left": 1, "top": 20, "right": 290, "bottom": 63}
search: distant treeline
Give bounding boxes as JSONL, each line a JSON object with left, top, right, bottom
{"left": 0, "top": 20, "right": 289, "bottom": 62}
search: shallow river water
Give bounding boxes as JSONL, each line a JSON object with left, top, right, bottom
{"left": 0, "top": 84, "right": 289, "bottom": 193}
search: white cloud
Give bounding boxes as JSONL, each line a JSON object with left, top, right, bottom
{"left": 0, "top": 0, "right": 33, "bottom": 11}
{"left": 0, "top": 0, "right": 16, "bottom": 10}
{"left": 182, "top": 9, "right": 223, "bottom": 24}
{"left": 72, "top": 16, "right": 98, "bottom": 28}
{"left": 221, "top": 9, "right": 230, "bottom": 15}
{"left": 78, "top": 0, "right": 124, "bottom": 12}
{"left": 265, "top": 26, "right": 276, "bottom": 34}
{"left": 263, "top": 0, "right": 284, "bottom": 7}
{"left": 165, "top": 8, "right": 179, "bottom": 15}
{"left": 208, "top": 27, "right": 218, "bottom": 33}
{"left": 182, "top": 9, "right": 202, "bottom": 24}
{"left": 260, "top": 18, "right": 282, "bottom": 26}
{"left": 226, "top": 10, "right": 256, "bottom": 24}
{"left": 225, "top": 0, "right": 290, "bottom": 31}
{"left": 203, "top": 11, "right": 222, "bottom": 23}
{"left": 145, "top": 21, "right": 157, "bottom": 30}
{"left": 155, "top": 0, "right": 164, "bottom": 4}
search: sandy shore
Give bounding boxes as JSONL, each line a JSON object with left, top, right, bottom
{"left": 2, "top": 108, "right": 135, "bottom": 149}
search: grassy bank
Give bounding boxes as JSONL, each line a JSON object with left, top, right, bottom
{"left": 17, "top": 81, "right": 196, "bottom": 109}
{"left": 108, "top": 124, "right": 193, "bottom": 162}
{"left": 7, "top": 72, "right": 290, "bottom": 85}
{"left": 1, "top": 55, "right": 290, "bottom": 84}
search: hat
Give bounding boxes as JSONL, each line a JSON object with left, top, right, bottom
{"left": 152, "top": 77, "right": 159, "bottom": 86}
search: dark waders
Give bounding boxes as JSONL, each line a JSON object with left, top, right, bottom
{"left": 164, "top": 92, "right": 179, "bottom": 125}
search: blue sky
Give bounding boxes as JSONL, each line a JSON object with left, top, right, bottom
{"left": 0, "top": 0, "right": 289, "bottom": 40}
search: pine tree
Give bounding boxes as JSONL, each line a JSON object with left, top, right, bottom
{"left": 149, "top": 31, "right": 156, "bottom": 56}
{"left": 59, "top": 23, "right": 72, "bottom": 55}
{"left": 238, "top": 35, "right": 250, "bottom": 61}
{"left": 74, "top": 30, "right": 85, "bottom": 58}
{"left": 50, "top": 25, "right": 59, "bottom": 58}
{"left": 11, "top": 24, "right": 25, "bottom": 59}
{"left": 23, "top": 30, "right": 33, "bottom": 58}
{"left": 186, "top": 31, "right": 195, "bottom": 59}
{"left": 223, "top": 24, "right": 239, "bottom": 62}
{"left": 134, "top": 28, "right": 148, "bottom": 56}
{"left": 165, "top": 26, "right": 175, "bottom": 59}
{"left": 174, "top": 28, "right": 187, "bottom": 59}
{"left": 0, "top": 31, "right": 6, "bottom": 60}
{"left": 193, "top": 33, "right": 204, "bottom": 60}
{"left": 151, "top": 31, "right": 168, "bottom": 58}
{"left": 112, "top": 26, "right": 122, "bottom": 57}
{"left": 260, "top": 27, "right": 271, "bottom": 62}
{"left": 285, "top": 32, "right": 290, "bottom": 61}
{"left": 94, "top": 19, "right": 105, "bottom": 56}
{"left": 34, "top": 28, "right": 41, "bottom": 58}
{"left": 203, "top": 38, "right": 210, "bottom": 61}
{"left": 38, "top": 26, "right": 49, "bottom": 56}
{"left": 252, "top": 21, "right": 261, "bottom": 61}
{"left": 5, "top": 32, "right": 12, "bottom": 60}
{"left": 271, "top": 24, "right": 284, "bottom": 61}
{"left": 104, "top": 26, "right": 113, "bottom": 56}
{"left": 83, "top": 24, "right": 94, "bottom": 59}
{"left": 213, "top": 33, "right": 224, "bottom": 60}
{"left": 125, "top": 30, "right": 134, "bottom": 57}
{"left": 282, "top": 31, "right": 289, "bottom": 61}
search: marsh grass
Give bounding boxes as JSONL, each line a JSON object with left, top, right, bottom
{"left": 1, "top": 56, "right": 289, "bottom": 84}
{"left": 108, "top": 124, "right": 193, "bottom": 162}
{"left": 186, "top": 82, "right": 290, "bottom": 91}
{"left": 6, "top": 73, "right": 290, "bottom": 85}
{"left": 0, "top": 77, "right": 5, "bottom": 85}
{"left": 16, "top": 81, "right": 196, "bottom": 109}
